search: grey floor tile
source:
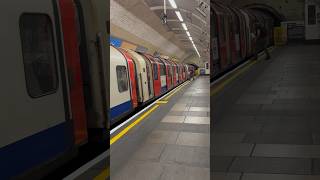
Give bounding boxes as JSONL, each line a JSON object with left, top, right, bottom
{"left": 189, "top": 107, "right": 210, "bottom": 112}
{"left": 253, "top": 144, "right": 320, "bottom": 158}
{"left": 214, "top": 121, "right": 263, "bottom": 133}
{"left": 171, "top": 105, "right": 189, "bottom": 112}
{"left": 212, "top": 173, "right": 241, "bottom": 180}
{"left": 132, "top": 143, "right": 166, "bottom": 161}
{"left": 213, "top": 132, "right": 246, "bottom": 143}
{"left": 229, "top": 157, "right": 311, "bottom": 174}
{"left": 262, "top": 122, "right": 309, "bottom": 133}
{"left": 184, "top": 116, "right": 210, "bottom": 124}
{"left": 184, "top": 111, "right": 209, "bottom": 117}
{"left": 242, "top": 173, "right": 320, "bottom": 180}
{"left": 213, "top": 143, "right": 254, "bottom": 156}
{"left": 111, "top": 161, "right": 163, "bottom": 180}
{"left": 145, "top": 130, "right": 179, "bottom": 145}
{"left": 181, "top": 123, "right": 210, "bottom": 133}
{"left": 212, "top": 156, "right": 234, "bottom": 172}
{"left": 156, "top": 123, "right": 183, "bottom": 131}
{"left": 243, "top": 133, "right": 313, "bottom": 145}
{"left": 161, "top": 115, "right": 185, "bottom": 123}
{"left": 176, "top": 132, "right": 209, "bottom": 147}
{"left": 160, "top": 164, "right": 209, "bottom": 180}
{"left": 160, "top": 144, "right": 209, "bottom": 168}
{"left": 168, "top": 111, "right": 185, "bottom": 116}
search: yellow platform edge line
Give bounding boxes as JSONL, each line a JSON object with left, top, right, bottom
{"left": 94, "top": 168, "right": 109, "bottom": 180}
{"left": 110, "top": 80, "right": 190, "bottom": 145}
{"left": 211, "top": 60, "right": 257, "bottom": 96}
{"left": 156, "top": 100, "right": 168, "bottom": 104}
{"left": 110, "top": 104, "right": 160, "bottom": 145}
{"left": 164, "top": 81, "right": 189, "bottom": 100}
{"left": 211, "top": 47, "right": 275, "bottom": 96}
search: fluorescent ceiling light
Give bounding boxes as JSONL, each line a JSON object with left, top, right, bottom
{"left": 168, "top": 0, "right": 177, "bottom": 9}
{"left": 189, "top": 36, "right": 193, "bottom": 41}
{"left": 181, "top": 23, "right": 188, "bottom": 31}
{"left": 186, "top": 31, "right": 190, "bottom": 37}
{"left": 175, "top": 11, "right": 183, "bottom": 22}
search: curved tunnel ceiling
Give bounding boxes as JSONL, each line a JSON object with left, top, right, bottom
{"left": 144, "top": 0, "right": 210, "bottom": 61}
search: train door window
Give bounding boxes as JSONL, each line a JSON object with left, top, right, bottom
{"left": 160, "top": 64, "right": 166, "bottom": 76}
{"left": 308, "top": 5, "right": 316, "bottom": 25}
{"left": 20, "top": 14, "right": 58, "bottom": 98}
{"left": 221, "top": 17, "right": 226, "bottom": 41}
{"left": 153, "top": 64, "right": 158, "bottom": 80}
{"left": 116, "top": 66, "right": 129, "bottom": 92}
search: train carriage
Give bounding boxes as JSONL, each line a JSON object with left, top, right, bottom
{"left": 0, "top": 0, "right": 109, "bottom": 178}
{"left": 110, "top": 46, "right": 132, "bottom": 122}
{"left": 211, "top": 2, "right": 275, "bottom": 82}
{"left": 118, "top": 48, "right": 138, "bottom": 109}
{"left": 212, "top": 3, "right": 230, "bottom": 71}
{"left": 126, "top": 50, "right": 152, "bottom": 103}
{"left": 142, "top": 54, "right": 162, "bottom": 97}
{"left": 160, "top": 57, "right": 173, "bottom": 90}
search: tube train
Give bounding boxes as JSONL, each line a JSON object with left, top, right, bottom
{"left": 211, "top": 2, "right": 275, "bottom": 81}
{"left": 110, "top": 46, "right": 196, "bottom": 126}
{"left": 0, "top": 0, "right": 109, "bottom": 179}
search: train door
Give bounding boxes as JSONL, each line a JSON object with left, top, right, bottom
{"left": 152, "top": 61, "right": 161, "bottom": 97}
{"left": 146, "top": 55, "right": 161, "bottom": 97}
{"left": 222, "top": 10, "right": 232, "bottom": 66}
{"left": 305, "top": 2, "right": 319, "bottom": 40}
{"left": 211, "top": 8, "right": 220, "bottom": 77}
{"left": 230, "top": 8, "right": 241, "bottom": 63}
{"left": 175, "top": 65, "right": 179, "bottom": 85}
{"left": 0, "top": 1, "right": 74, "bottom": 179}
{"left": 185, "top": 65, "right": 189, "bottom": 80}
{"left": 225, "top": 7, "right": 237, "bottom": 65}
{"left": 170, "top": 64, "right": 174, "bottom": 87}
{"left": 127, "top": 50, "right": 150, "bottom": 103}
{"left": 166, "top": 63, "right": 172, "bottom": 89}
{"left": 74, "top": 0, "right": 109, "bottom": 140}
{"left": 59, "top": 0, "right": 88, "bottom": 145}
{"left": 241, "top": 9, "right": 252, "bottom": 57}
{"left": 160, "top": 63, "right": 167, "bottom": 93}
{"left": 213, "top": 4, "right": 228, "bottom": 71}
{"left": 144, "top": 56, "right": 154, "bottom": 99}
{"left": 236, "top": 8, "right": 248, "bottom": 59}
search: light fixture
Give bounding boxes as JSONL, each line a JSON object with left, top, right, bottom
{"left": 181, "top": 23, "right": 188, "bottom": 31}
{"left": 175, "top": 11, "right": 183, "bottom": 22}
{"left": 186, "top": 31, "right": 190, "bottom": 37}
{"left": 168, "top": 0, "right": 177, "bottom": 9}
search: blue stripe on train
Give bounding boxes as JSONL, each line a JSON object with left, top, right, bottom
{"left": 0, "top": 122, "right": 72, "bottom": 179}
{"left": 111, "top": 100, "right": 132, "bottom": 120}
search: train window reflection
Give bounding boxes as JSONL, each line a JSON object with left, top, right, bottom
{"left": 20, "top": 14, "right": 58, "bottom": 98}
{"left": 116, "top": 66, "right": 129, "bottom": 92}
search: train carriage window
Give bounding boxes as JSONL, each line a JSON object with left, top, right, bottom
{"left": 20, "top": 14, "right": 58, "bottom": 98}
{"left": 153, "top": 65, "right": 158, "bottom": 80}
{"left": 116, "top": 66, "right": 129, "bottom": 92}
{"left": 160, "top": 64, "right": 166, "bottom": 76}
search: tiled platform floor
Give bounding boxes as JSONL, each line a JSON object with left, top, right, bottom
{"left": 111, "top": 76, "right": 210, "bottom": 180}
{"left": 212, "top": 44, "right": 320, "bottom": 179}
